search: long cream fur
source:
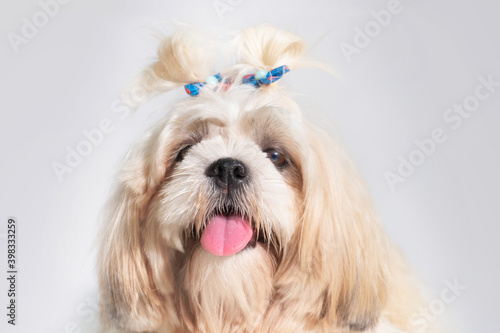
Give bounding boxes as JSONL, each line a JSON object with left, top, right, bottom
{"left": 98, "top": 25, "right": 430, "bottom": 333}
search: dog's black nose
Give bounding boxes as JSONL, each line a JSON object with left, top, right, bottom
{"left": 206, "top": 158, "right": 248, "bottom": 190}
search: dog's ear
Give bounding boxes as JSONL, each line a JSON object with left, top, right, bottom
{"left": 283, "top": 123, "right": 389, "bottom": 331}
{"left": 97, "top": 120, "right": 176, "bottom": 331}
{"left": 122, "top": 27, "right": 216, "bottom": 108}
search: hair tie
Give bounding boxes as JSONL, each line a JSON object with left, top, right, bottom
{"left": 184, "top": 65, "right": 290, "bottom": 97}
{"left": 184, "top": 73, "right": 223, "bottom": 97}
{"left": 242, "top": 65, "right": 290, "bottom": 87}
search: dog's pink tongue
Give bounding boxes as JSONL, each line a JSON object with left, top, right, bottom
{"left": 200, "top": 215, "right": 252, "bottom": 256}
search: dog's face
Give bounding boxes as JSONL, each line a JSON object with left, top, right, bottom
{"left": 151, "top": 89, "right": 303, "bottom": 258}
{"left": 98, "top": 25, "right": 390, "bottom": 333}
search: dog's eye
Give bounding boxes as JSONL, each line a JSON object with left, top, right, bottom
{"left": 264, "top": 149, "right": 287, "bottom": 168}
{"left": 176, "top": 145, "right": 193, "bottom": 162}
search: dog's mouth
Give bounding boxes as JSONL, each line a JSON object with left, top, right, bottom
{"left": 189, "top": 206, "right": 268, "bottom": 256}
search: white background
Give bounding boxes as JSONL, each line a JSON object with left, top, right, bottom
{"left": 1, "top": 0, "right": 499, "bottom": 332}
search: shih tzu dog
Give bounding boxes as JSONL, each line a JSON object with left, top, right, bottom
{"left": 98, "top": 25, "right": 429, "bottom": 333}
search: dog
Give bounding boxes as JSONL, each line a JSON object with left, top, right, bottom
{"left": 97, "top": 25, "right": 428, "bottom": 333}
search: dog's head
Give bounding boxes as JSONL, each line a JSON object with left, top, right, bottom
{"left": 98, "top": 25, "right": 389, "bottom": 332}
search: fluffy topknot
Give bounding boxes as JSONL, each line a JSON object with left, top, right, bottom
{"left": 153, "top": 28, "right": 215, "bottom": 84}
{"left": 122, "top": 24, "right": 331, "bottom": 108}
{"left": 233, "top": 24, "right": 306, "bottom": 71}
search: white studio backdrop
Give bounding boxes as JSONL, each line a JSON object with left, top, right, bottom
{"left": 1, "top": 0, "right": 499, "bottom": 332}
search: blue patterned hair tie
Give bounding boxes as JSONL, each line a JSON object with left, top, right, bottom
{"left": 184, "top": 65, "right": 290, "bottom": 96}
{"left": 242, "top": 65, "right": 290, "bottom": 87}
{"left": 184, "top": 73, "right": 223, "bottom": 97}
